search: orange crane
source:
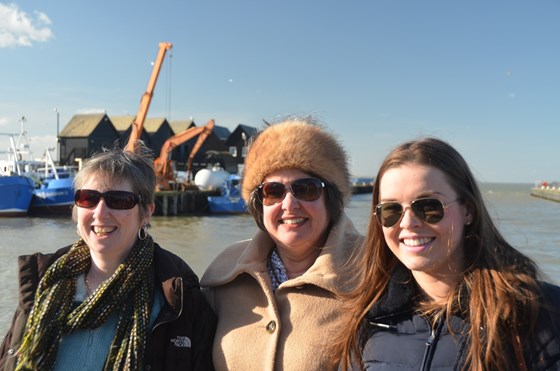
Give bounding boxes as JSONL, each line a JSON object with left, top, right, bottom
{"left": 125, "top": 42, "right": 173, "bottom": 152}
{"left": 154, "top": 119, "right": 215, "bottom": 190}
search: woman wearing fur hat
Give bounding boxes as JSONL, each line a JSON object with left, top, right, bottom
{"left": 201, "top": 117, "right": 364, "bottom": 370}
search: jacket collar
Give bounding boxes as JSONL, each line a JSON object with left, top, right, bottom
{"left": 368, "top": 263, "right": 471, "bottom": 320}
{"left": 153, "top": 243, "right": 194, "bottom": 313}
{"left": 368, "top": 263, "right": 417, "bottom": 318}
{"left": 201, "top": 213, "right": 362, "bottom": 294}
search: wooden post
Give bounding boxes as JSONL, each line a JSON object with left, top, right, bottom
{"left": 162, "top": 195, "right": 168, "bottom": 216}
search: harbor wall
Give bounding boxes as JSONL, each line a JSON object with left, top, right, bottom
{"left": 154, "top": 190, "right": 219, "bottom": 216}
{"left": 155, "top": 184, "right": 376, "bottom": 216}
{"left": 530, "top": 187, "right": 560, "bottom": 202}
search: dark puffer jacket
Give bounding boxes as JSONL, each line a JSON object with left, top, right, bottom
{"left": 358, "top": 265, "right": 560, "bottom": 370}
{"left": 0, "top": 243, "right": 216, "bottom": 371}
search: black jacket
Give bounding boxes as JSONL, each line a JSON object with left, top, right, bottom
{"left": 0, "top": 243, "right": 216, "bottom": 371}
{"left": 358, "top": 265, "right": 560, "bottom": 370}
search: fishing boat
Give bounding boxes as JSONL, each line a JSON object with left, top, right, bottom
{"left": 0, "top": 175, "right": 35, "bottom": 217}
{"left": 29, "top": 149, "right": 76, "bottom": 215}
{"left": 207, "top": 174, "right": 247, "bottom": 214}
{"left": 0, "top": 134, "right": 35, "bottom": 216}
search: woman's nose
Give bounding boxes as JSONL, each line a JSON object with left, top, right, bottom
{"left": 92, "top": 198, "right": 110, "bottom": 216}
{"left": 399, "top": 206, "right": 421, "bottom": 228}
{"left": 281, "top": 190, "right": 300, "bottom": 210}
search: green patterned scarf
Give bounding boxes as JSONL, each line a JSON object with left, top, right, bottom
{"left": 16, "top": 235, "right": 155, "bottom": 371}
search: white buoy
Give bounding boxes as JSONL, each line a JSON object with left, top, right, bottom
{"left": 194, "top": 167, "right": 230, "bottom": 191}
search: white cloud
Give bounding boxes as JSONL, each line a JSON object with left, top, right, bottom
{"left": 76, "top": 108, "right": 107, "bottom": 115}
{"left": 0, "top": 3, "right": 54, "bottom": 48}
{"left": 0, "top": 117, "right": 9, "bottom": 127}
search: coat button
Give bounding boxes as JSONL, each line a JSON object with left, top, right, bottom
{"left": 266, "top": 320, "right": 276, "bottom": 333}
{"left": 7, "top": 348, "right": 14, "bottom": 355}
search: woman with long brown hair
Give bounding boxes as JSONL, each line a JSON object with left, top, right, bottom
{"left": 338, "top": 137, "right": 560, "bottom": 370}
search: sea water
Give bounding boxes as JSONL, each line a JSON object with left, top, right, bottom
{"left": 0, "top": 183, "right": 558, "bottom": 336}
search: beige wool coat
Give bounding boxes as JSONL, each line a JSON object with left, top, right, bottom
{"left": 201, "top": 213, "right": 364, "bottom": 371}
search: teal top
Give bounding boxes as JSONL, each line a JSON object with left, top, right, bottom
{"left": 53, "top": 273, "right": 164, "bottom": 371}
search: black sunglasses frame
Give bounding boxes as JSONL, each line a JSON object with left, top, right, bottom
{"left": 74, "top": 189, "right": 141, "bottom": 210}
{"left": 374, "top": 198, "right": 458, "bottom": 228}
{"left": 257, "top": 177, "right": 325, "bottom": 206}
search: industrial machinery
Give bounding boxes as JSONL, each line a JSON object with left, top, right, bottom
{"left": 154, "top": 119, "right": 215, "bottom": 190}
{"left": 125, "top": 42, "right": 173, "bottom": 152}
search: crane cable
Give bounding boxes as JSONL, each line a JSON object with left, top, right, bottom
{"left": 165, "top": 50, "right": 173, "bottom": 122}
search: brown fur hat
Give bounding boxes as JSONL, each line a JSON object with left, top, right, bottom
{"left": 241, "top": 119, "right": 351, "bottom": 204}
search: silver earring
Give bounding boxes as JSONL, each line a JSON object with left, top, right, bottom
{"left": 138, "top": 224, "right": 148, "bottom": 240}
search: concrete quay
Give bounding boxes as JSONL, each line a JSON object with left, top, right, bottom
{"left": 530, "top": 187, "right": 560, "bottom": 202}
{"left": 154, "top": 189, "right": 219, "bottom": 216}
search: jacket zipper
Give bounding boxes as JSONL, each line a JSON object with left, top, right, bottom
{"left": 419, "top": 314, "right": 445, "bottom": 371}
{"left": 368, "top": 322, "right": 398, "bottom": 330}
{"left": 420, "top": 328, "right": 435, "bottom": 371}
{"left": 150, "top": 277, "right": 183, "bottom": 333}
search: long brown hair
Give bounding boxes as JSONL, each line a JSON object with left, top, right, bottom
{"left": 338, "top": 137, "right": 541, "bottom": 370}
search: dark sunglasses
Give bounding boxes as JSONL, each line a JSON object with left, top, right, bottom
{"left": 374, "top": 198, "right": 458, "bottom": 228}
{"left": 257, "top": 177, "right": 325, "bottom": 206}
{"left": 74, "top": 189, "right": 141, "bottom": 210}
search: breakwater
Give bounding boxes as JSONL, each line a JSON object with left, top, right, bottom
{"left": 154, "top": 189, "right": 219, "bottom": 216}
{"left": 530, "top": 187, "right": 560, "bottom": 202}
{"left": 154, "top": 183, "right": 375, "bottom": 216}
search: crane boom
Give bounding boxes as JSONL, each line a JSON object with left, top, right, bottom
{"left": 125, "top": 42, "right": 173, "bottom": 152}
{"left": 186, "top": 119, "right": 214, "bottom": 181}
{"left": 154, "top": 119, "right": 215, "bottom": 190}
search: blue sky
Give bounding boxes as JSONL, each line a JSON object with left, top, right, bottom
{"left": 1, "top": 1, "right": 559, "bottom": 183}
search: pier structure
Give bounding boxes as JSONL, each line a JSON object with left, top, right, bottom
{"left": 530, "top": 187, "right": 560, "bottom": 202}
{"left": 351, "top": 177, "right": 374, "bottom": 195}
{"left": 154, "top": 182, "right": 378, "bottom": 216}
{"left": 154, "top": 189, "right": 219, "bottom": 216}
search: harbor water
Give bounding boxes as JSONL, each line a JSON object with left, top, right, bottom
{"left": 1, "top": 182, "right": 559, "bottom": 336}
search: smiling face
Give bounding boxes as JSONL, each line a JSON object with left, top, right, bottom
{"left": 378, "top": 164, "right": 470, "bottom": 284}
{"left": 262, "top": 168, "right": 330, "bottom": 258}
{"left": 76, "top": 174, "right": 152, "bottom": 265}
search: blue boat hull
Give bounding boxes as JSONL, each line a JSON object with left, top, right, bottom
{"left": 30, "top": 177, "right": 74, "bottom": 215}
{"left": 0, "top": 176, "right": 35, "bottom": 217}
{"left": 208, "top": 196, "right": 247, "bottom": 214}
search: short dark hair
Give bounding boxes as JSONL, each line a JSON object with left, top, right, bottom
{"left": 73, "top": 142, "right": 156, "bottom": 217}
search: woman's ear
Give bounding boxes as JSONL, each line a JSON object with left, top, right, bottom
{"left": 142, "top": 203, "right": 156, "bottom": 225}
{"left": 464, "top": 201, "right": 474, "bottom": 226}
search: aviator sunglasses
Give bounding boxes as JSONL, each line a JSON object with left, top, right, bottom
{"left": 374, "top": 198, "right": 458, "bottom": 228}
{"left": 74, "top": 189, "right": 141, "bottom": 210}
{"left": 257, "top": 177, "right": 325, "bottom": 206}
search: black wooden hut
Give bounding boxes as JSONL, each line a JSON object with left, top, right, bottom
{"left": 58, "top": 113, "right": 119, "bottom": 166}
